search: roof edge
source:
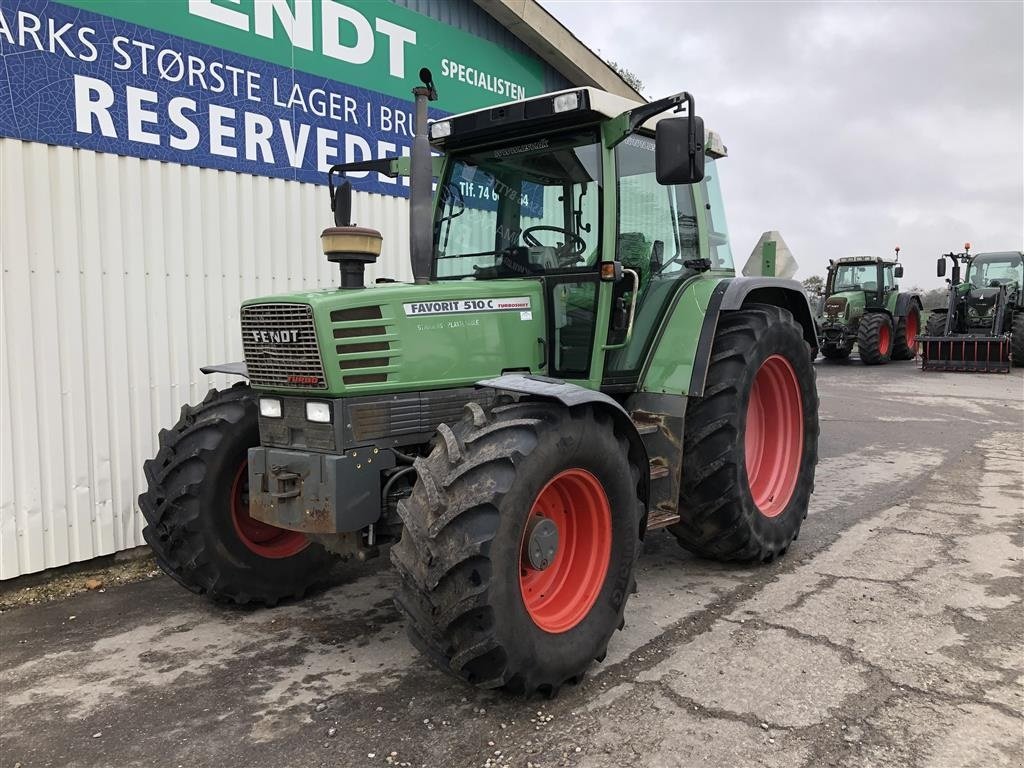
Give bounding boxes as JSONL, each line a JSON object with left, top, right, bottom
{"left": 472, "top": 0, "right": 645, "bottom": 102}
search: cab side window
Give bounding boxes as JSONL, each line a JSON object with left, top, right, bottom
{"left": 883, "top": 265, "right": 895, "bottom": 290}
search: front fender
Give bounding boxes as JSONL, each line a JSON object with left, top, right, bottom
{"left": 199, "top": 361, "right": 249, "bottom": 378}
{"left": 476, "top": 374, "right": 650, "bottom": 507}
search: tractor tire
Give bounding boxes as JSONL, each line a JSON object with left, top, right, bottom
{"left": 892, "top": 304, "right": 921, "bottom": 360}
{"left": 391, "top": 400, "right": 644, "bottom": 696}
{"left": 857, "top": 312, "right": 894, "bottom": 365}
{"left": 139, "top": 383, "right": 335, "bottom": 606}
{"left": 925, "top": 311, "right": 948, "bottom": 337}
{"left": 820, "top": 344, "right": 851, "bottom": 360}
{"left": 1012, "top": 312, "right": 1024, "bottom": 367}
{"left": 670, "top": 304, "right": 818, "bottom": 562}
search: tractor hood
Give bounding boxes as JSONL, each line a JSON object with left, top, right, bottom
{"left": 240, "top": 280, "right": 545, "bottom": 396}
{"left": 820, "top": 290, "right": 865, "bottom": 320}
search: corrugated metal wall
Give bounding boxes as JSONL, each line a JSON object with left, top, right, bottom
{"left": 0, "top": 0, "right": 575, "bottom": 579}
{"left": 0, "top": 138, "right": 414, "bottom": 578}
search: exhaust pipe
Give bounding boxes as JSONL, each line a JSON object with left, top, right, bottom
{"left": 410, "top": 68, "right": 438, "bottom": 285}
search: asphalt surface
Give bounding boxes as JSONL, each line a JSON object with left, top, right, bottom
{"left": 2, "top": 360, "right": 1022, "bottom": 768}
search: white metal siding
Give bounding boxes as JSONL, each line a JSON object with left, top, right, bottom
{"left": 0, "top": 138, "right": 414, "bottom": 578}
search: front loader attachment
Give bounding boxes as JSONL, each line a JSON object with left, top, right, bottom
{"left": 918, "top": 334, "right": 1011, "bottom": 373}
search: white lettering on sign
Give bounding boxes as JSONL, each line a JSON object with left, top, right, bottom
{"left": 403, "top": 297, "right": 532, "bottom": 317}
{"left": 187, "top": 0, "right": 417, "bottom": 79}
{"left": 440, "top": 58, "right": 525, "bottom": 100}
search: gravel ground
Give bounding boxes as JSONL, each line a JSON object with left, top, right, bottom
{"left": 1, "top": 360, "right": 1022, "bottom": 768}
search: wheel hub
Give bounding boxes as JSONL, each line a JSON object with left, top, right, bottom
{"left": 524, "top": 516, "right": 559, "bottom": 571}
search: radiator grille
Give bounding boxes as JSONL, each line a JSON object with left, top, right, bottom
{"left": 241, "top": 303, "right": 326, "bottom": 389}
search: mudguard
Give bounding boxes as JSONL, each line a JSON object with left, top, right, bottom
{"left": 894, "top": 293, "right": 922, "bottom": 318}
{"left": 476, "top": 374, "right": 650, "bottom": 505}
{"left": 688, "top": 277, "right": 818, "bottom": 397}
{"left": 199, "top": 361, "right": 249, "bottom": 378}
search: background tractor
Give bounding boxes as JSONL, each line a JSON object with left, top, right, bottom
{"left": 919, "top": 244, "right": 1024, "bottom": 372}
{"left": 816, "top": 249, "right": 922, "bottom": 364}
{"left": 140, "top": 71, "right": 820, "bottom": 697}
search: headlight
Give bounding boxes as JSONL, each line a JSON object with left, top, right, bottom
{"left": 429, "top": 120, "right": 451, "bottom": 140}
{"left": 305, "top": 402, "right": 331, "bottom": 423}
{"left": 259, "top": 398, "right": 282, "bottom": 418}
{"left": 552, "top": 92, "right": 580, "bottom": 113}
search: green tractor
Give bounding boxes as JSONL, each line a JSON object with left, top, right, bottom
{"left": 816, "top": 250, "right": 922, "bottom": 364}
{"left": 140, "top": 71, "right": 820, "bottom": 696}
{"left": 918, "top": 244, "right": 1024, "bottom": 372}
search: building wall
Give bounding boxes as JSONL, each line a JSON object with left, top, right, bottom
{"left": 0, "top": 0, "right": 569, "bottom": 578}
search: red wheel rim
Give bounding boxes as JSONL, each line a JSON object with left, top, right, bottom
{"left": 519, "top": 469, "right": 612, "bottom": 634}
{"left": 905, "top": 311, "right": 919, "bottom": 348}
{"left": 744, "top": 355, "right": 804, "bottom": 518}
{"left": 878, "top": 322, "right": 891, "bottom": 355}
{"left": 230, "top": 462, "right": 309, "bottom": 559}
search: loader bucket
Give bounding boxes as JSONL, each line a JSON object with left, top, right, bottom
{"left": 918, "top": 335, "right": 1011, "bottom": 373}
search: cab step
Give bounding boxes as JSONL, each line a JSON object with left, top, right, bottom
{"left": 646, "top": 505, "right": 681, "bottom": 530}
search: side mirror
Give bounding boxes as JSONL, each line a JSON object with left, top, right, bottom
{"left": 894, "top": 264, "right": 904, "bottom": 278}
{"left": 936, "top": 257, "right": 946, "bottom": 278}
{"left": 656, "top": 115, "right": 705, "bottom": 185}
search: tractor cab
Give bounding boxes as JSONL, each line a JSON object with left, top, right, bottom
{"left": 823, "top": 256, "right": 901, "bottom": 311}
{"left": 425, "top": 87, "right": 732, "bottom": 387}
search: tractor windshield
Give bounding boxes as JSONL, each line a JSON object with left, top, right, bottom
{"left": 432, "top": 131, "right": 602, "bottom": 279}
{"left": 829, "top": 263, "right": 878, "bottom": 293}
{"left": 965, "top": 253, "right": 1023, "bottom": 288}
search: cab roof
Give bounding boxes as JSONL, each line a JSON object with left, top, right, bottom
{"left": 429, "top": 86, "right": 725, "bottom": 155}
{"left": 833, "top": 257, "right": 893, "bottom": 265}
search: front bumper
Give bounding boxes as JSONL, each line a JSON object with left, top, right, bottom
{"left": 248, "top": 446, "right": 396, "bottom": 534}
{"left": 818, "top": 321, "right": 853, "bottom": 347}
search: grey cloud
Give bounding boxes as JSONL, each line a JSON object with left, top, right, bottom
{"left": 542, "top": 0, "right": 1023, "bottom": 287}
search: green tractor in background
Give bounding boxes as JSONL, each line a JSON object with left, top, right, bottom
{"left": 816, "top": 249, "right": 922, "bottom": 364}
{"left": 140, "top": 71, "right": 820, "bottom": 696}
{"left": 919, "top": 244, "right": 1024, "bottom": 372}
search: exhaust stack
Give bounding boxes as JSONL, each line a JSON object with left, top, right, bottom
{"left": 410, "top": 68, "right": 438, "bottom": 285}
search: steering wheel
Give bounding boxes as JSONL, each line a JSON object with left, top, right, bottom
{"left": 522, "top": 225, "right": 587, "bottom": 265}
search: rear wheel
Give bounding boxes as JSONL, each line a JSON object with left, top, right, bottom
{"left": 670, "top": 304, "right": 819, "bottom": 562}
{"left": 857, "top": 312, "right": 894, "bottom": 365}
{"left": 924, "top": 311, "right": 948, "bottom": 337}
{"left": 139, "top": 384, "right": 335, "bottom": 606}
{"left": 892, "top": 304, "right": 921, "bottom": 360}
{"left": 821, "top": 344, "right": 851, "bottom": 360}
{"left": 392, "top": 400, "right": 644, "bottom": 695}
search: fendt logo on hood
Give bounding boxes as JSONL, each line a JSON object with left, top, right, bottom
{"left": 250, "top": 329, "right": 301, "bottom": 344}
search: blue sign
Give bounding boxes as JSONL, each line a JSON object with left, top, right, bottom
{"left": 0, "top": 0, "right": 456, "bottom": 196}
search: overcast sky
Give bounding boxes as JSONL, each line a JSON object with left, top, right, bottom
{"left": 542, "top": 0, "right": 1023, "bottom": 288}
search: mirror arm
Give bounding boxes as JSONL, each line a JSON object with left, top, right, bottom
{"left": 608, "top": 90, "right": 695, "bottom": 148}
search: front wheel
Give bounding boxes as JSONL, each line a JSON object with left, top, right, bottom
{"left": 1011, "top": 312, "right": 1024, "bottom": 366}
{"left": 139, "top": 384, "right": 335, "bottom": 606}
{"left": 670, "top": 304, "right": 819, "bottom": 562}
{"left": 857, "top": 312, "right": 894, "bottom": 365}
{"left": 391, "top": 400, "right": 644, "bottom": 695}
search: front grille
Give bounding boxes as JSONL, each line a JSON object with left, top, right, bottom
{"left": 823, "top": 297, "right": 847, "bottom": 319}
{"left": 241, "top": 303, "right": 327, "bottom": 389}
{"left": 331, "top": 305, "right": 400, "bottom": 386}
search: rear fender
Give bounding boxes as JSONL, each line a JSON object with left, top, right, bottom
{"left": 687, "top": 278, "right": 819, "bottom": 397}
{"left": 476, "top": 374, "right": 650, "bottom": 508}
{"left": 894, "top": 294, "right": 922, "bottom": 318}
